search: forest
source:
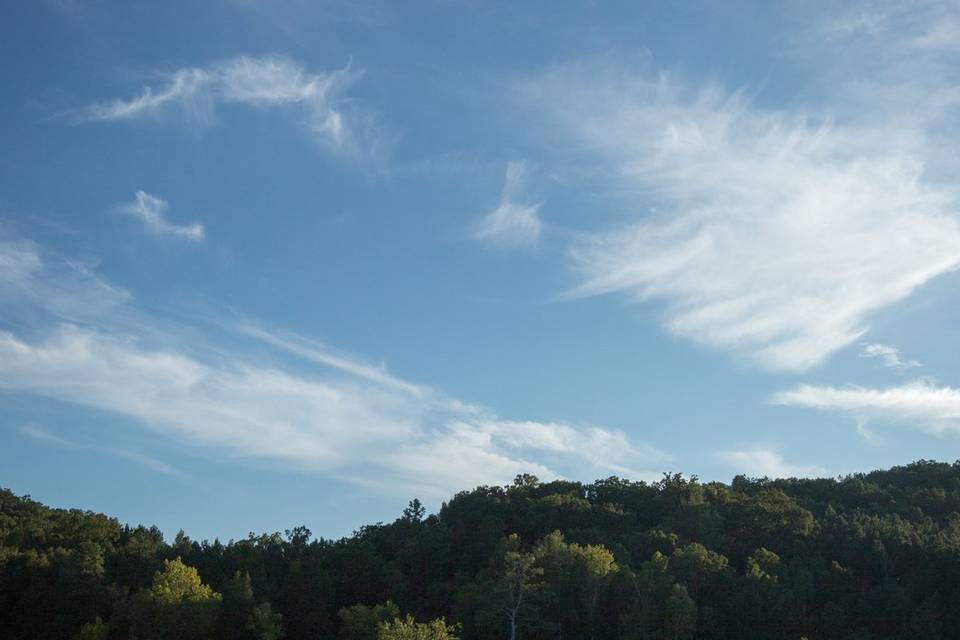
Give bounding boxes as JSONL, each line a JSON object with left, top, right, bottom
{"left": 4, "top": 460, "right": 960, "bottom": 639}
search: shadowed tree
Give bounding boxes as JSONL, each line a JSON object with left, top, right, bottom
{"left": 71, "top": 617, "right": 109, "bottom": 640}
{"left": 339, "top": 601, "right": 401, "bottom": 640}
{"left": 246, "top": 602, "right": 284, "bottom": 640}
{"left": 663, "top": 584, "right": 696, "bottom": 640}
{"left": 216, "top": 570, "right": 284, "bottom": 640}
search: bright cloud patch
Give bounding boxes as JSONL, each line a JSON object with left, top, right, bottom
{"left": 860, "top": 343, "right": 921, "bottom": 369}
{"left": 474, "top": 160, "right": 542, "bottom": 248}
{"left": 117, "top": 191, "right": 205, "bottom": 241}
{"left": 716, "top": 448, "right": 827, "bottom": 479}
{"left": 523, "top": 63, "right": 960, "bottom": 372}
{"left": 75, "top": 55, "right": 388, "bottom": 160}
{"left": 772, "top": 381, "right": 960, "bottom": 437}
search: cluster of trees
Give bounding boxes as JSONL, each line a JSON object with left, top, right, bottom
{"left": 5, "top": 460, "right": 960, "bottom": 639}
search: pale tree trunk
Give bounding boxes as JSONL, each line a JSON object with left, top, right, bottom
{"left": 507, "top": 581, "right": 522, "bottom": 640}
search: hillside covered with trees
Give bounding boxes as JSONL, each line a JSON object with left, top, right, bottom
{"left": 5, "top": 461, "right": 960, "bottom": 639}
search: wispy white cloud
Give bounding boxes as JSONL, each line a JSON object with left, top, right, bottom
{"left": 0, "top": 234, "right": 129, "bottom": 324}
{"left": 380, "top": 424, "right": 558, "bottom": 497}
{"left": 82, "top": 68, "right": 212, "bottom": 123}
{"left": 235, "top": 323, "right": 430, "bottom": 398}
{"left": 860, "top": 343, "right": 921, "bottom": 369}
{"left": 518, "top": 17, "right": 960, "bottom": 372}
{"left": 0, "top": 325, "right": 420, "bottom": 469}
{"left": 855, "top": 418, "right": 885, "bottom": 446}
{"left": 0, "top": 324, "right": 662, "bottom": 495}
{"left": 117, "top": 191, "right": 205, "bottom": 242}
{"left": 473, "top": 160, "right": 543, "bottom": 249}
{"left": 0, "top": 234, "right": 664, "bottom": 495}
{"left": 806, "top": 0, "right": 960, "bottom": 138}
{"left": 20, "top": 423, "right": 180, "bottom": 476}
{"left": 757, "top": 4, "right": 960, "bottom": 438}
{"left": 460, "top": 419, "right": 668, "bottom": 480}
{"left": 819, "top": 1, "right": 960, "bottom": 56}
{"left": 772, "top": 380, "right": 960, "bottom": 437}
{"left": 374, "top": 419, "right": 669, "bottom": 496}
{"left": 716, "top": 447, "right": 827, "bottom": 479}
{"left": 74, "top": 55, "right": 390, "bottom": 161}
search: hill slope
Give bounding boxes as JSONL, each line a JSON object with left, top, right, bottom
{"left": 4, "top": 460, "right": 960, "bottom": 639}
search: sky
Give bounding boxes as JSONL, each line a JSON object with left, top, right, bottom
{"left": 2, "top": 0, "right": 960, "bottom": 542}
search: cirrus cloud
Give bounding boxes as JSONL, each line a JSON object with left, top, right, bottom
{"left": 0, "top": 233, "right": 666, "bottom": 496}
{"left": 520, "top": 43, "right": 960, "bottom": 372}
{"left": 74, "top": 55, "right": 391, "bottom": 162}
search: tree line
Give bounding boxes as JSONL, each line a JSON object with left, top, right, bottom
{"left": 4, "top": 460, "right": 960, "bottom": 639}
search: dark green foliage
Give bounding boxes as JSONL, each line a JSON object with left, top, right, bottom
{"left": 339, "top": 601, "right": 401, "bottom": 640}
{"left": 71, "top": 617, "right": 109, "bottom": 640}
{"left": 6, "top": 460, "right": 960, "bottom": 639}
{"left": 216, "top": 571, "right": 283, "bottom": 640}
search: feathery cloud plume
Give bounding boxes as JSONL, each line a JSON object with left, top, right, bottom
{"left": 75, "top": 55, "right": 389, "bottom": 161}
{"left": 519, "top": 31, "right": 960, "bottom": 372}
{"left": 474, "top": 160, "right": 543, "bottom": 248}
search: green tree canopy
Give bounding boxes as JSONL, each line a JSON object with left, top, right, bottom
{"left": 378, "top": 615, "right": 459, "bottom": 640}
{"left": 129, "top": 557, "right": 221, "bottom": 640}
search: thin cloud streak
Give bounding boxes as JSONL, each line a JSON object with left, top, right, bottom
{"left": 235, "top": 324, "right": 428, "bottom": 398}
{"left": 20, "top": 424, "right": 181, "bottom": 476}
{"left": 83, "top": 68, "right": 211, "bottom": 122}
{"left": 73, "top": 55, "right": 390, "bottom": 162}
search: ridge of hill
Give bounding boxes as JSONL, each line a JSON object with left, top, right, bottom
{"left": 4, "top": 460, "right": 960, "bottom": 639}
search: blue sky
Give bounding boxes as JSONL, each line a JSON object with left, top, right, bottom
{"left": 3, "top": 0, "right": 960, "bottom": 541}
